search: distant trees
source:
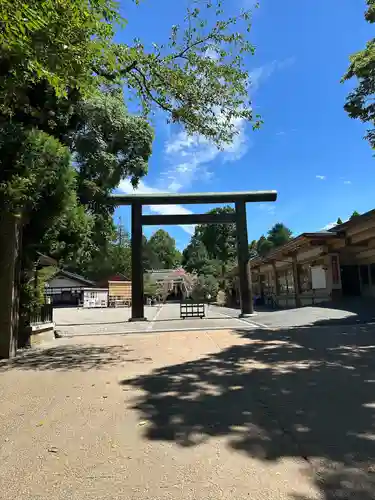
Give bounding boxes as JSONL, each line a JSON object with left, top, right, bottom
{"left": 334, "top": 211, "right": 361, "bottom": 225}
{"left": 350, "top": 210, "right": 361, "bottom": 219}
{"left": 75, "top": 225, "right": 132, "bottom": 282}
{"left": 182, "top": 238, "right": 211, "bottom": 275}
{"left": 191, "top": 275, "right": 219, "bottom": 301}
{"left": 181, "top": 206, "right": 293, "bottom": 298}
{"left": 182, "top": 207, "right": 238, "bottom": 291}
{"left": 145, "top": 230, "right": 181, "bottom": 270}
{"left": 251, "top": 223, "right": 293, "bottom": 259}
{"left": 193, "top": 207, "right": 237, "bottom": 264}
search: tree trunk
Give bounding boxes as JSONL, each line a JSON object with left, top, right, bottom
{"left": 0, "top": 211, "right": 22, "bottom": 358}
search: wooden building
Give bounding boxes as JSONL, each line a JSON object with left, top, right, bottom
{"left": 45, "top": 270, "right": 97, "bottom": 305}
{"left": 108, "top": 281, "right": 132, "bottom": 307}
{"left": 230, "top": 208, "right": 375, "bottom": 308}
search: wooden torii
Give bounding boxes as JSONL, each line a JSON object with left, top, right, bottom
{"left": 111, "top": 190, "right": 277, "bottom": 321}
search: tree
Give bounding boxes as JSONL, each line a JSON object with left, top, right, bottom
{"left": 0, "top": 0, "right": 121, "bottom": 117}
{"left": 110, "top": 1, "right": 259, "bottom": 145}
{"left": 147, "top": 230, "right": 181, "bottom": 269}
{"left": 256, "top": 236, "right": 274, "bottom": 257}
{"left": 70, "top": 91, "right": 153, "bottom": 252}
{"left": 182, "top": 237, "right": 210, "bottom": 274}
{"left": 78, "top": 224, "right": 132, "bottom": 282}
{"left": 267, "top": 223, "right": 293, "bottom": 248}
{"left": 142, "top": 235, "right": 157, "bottom": 270}
{"left": 350, "top": 210, "right": 361, "bottom": 220}
{"left": 143, "top": 275, "right": 161, "bottom": 299}
{"left": 336, "top": 217, "right": 343, "bottom": 225}
{"left": 248, "top": 239, "right": 258, "bottom": 259}
{"left": 200, "top": 259, "right": 223, "bottom": 279}
{"left": 191, "top": 275, "right": 219, "bottom": 301}
{"left": 194, "top": 206, "right": 237, "bottom": 262}
{"left": 183, "top": 206, "right": 237, "bottom": 278}
{"left": 16, "top": 91, "right": 153, "bottom": 301}
{"left": 342, "top": 0, "right": 375, "bottom": 150}
{"left": 254, "top": 223, "right": 292, "bottom": 258}
{"left": 1, "top": 0, "right": 259, "bottom": 144}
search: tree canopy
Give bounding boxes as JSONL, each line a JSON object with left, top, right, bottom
{"left": 251, "top": 223, "right": 293, "bottom": 259}
{"left": 182, "top": 237, "right": 210, "bottom": 275}
{"left": 194, "top": 207, "right": 237, "bottom": 263}
{"left": 342, "top": 0, "right": 375, "bottom": 150}
{"left": 77, "top": 224, "right": 132, "bottom": 282}
{"left": 1, "top": 0, "right": 259, "bottom": 145}
{"left": 350, "top": 210, "right": 361, "bottom": 220}
{"left": 182, "top": 207, "right": 293, "bottom": 277}
{"left": 145, "top": 230, "right": 181, "bottom": 270}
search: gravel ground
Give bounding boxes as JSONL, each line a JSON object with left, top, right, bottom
{"left": 0, "top": 329, "right": 323, "bottom": 500}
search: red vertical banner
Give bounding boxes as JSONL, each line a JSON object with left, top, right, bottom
{"left": 332, "top": 255, "right": 339, "bottom": 285}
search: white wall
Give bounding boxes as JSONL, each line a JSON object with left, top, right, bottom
{"left": 83, "top": 289, "right": 108, "bottom": 308}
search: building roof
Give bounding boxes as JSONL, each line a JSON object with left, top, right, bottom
{"left": 146, "top": 268, "right": 187, "bottom": 280}
{"left": 248, "top": 231, "right": 341, "bottom": 268}
{"left": 228, "top": 207, "right": 375, "bottom": 277}
{"left": 100, "top": 273, "right": 130, "bottom": 284}
{"left": 51, "top": 269, "right": 97, "bottom": 287}
{"left": 327, "top": 208, "right": 375, "bottom": 233}
{"left": 146, "top": 268, "right": 195, "bottom": 286}
{"left": 36, "top": 252, "right": 58, "bottom": 267}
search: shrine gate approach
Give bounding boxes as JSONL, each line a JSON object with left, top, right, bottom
{"left": 111, "top": 190, "right": 277, "bottom": 321}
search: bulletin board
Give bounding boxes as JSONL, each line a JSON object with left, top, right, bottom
{"left": 311, "top": 266, "right": 326, "bottom": 290}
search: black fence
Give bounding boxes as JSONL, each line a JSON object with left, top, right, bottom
{"left": 180, "top": 301, "right": 206, "bottom": 319}
{"left": 28, "top": 303, "right": 53, "bottom": 325}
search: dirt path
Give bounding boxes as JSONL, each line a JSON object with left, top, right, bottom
{"left": 0, "top": 328, "right": 337, "bottom": 499}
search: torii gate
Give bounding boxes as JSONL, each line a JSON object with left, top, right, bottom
{"left": 111, "top": 190, "right": 277, "bottom": 320}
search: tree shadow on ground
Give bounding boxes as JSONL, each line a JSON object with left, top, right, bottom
{"left": 122, "top": 323, "right": 375, "bottom": 499}
{"left": 0, "top": 344, "right": 146, "bottom": 371}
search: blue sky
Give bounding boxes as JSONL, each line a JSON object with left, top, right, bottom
{"left": 115, "top": 0, "right": 374, "bottom": 250}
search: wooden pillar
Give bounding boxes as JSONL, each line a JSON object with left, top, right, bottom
{"left": 129, "top": 203, "right": 146, "bottom": 321}
{"left": 0, "top": 212, "right": 21, "bottom": 358}
{"left": 292, "top": 254, "right": 302, "bottom": 307}
{"left": 272, "top": 261, "right": 281, "bottom": 296}
{"left": 235, "top": 200, "right": 253, "bottom": 316}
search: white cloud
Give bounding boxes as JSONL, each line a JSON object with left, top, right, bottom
{"left": 204, "top": 48, "right": 220, "bottom": 61}
{"left": 161, "top": 57, "right": 294, "bottom": 194}
{"left": 322, "top": 216, "right": 349, "bottom": 231}
{"left": 118, "top": 56, "right": 295, "bottom": 237}
{"left": 316, "top": 175, "right": 326, "bottom": 180}
{"left": 249, "top": 58, "right": 295, "bottom": 92}
{"left": 322, "top": 222, "right": 337, "bottom": 230}
{"left": 117, "top": 179, "right": 195, "bottom": 235}
{"left": 258, "top": 203, "right": 276, "bottom": 215}
{"left": 163, "top": 116, "right": 248, "bottom": 193}
{"left": 344, "top": 180, "right": 352, "bottom": 185}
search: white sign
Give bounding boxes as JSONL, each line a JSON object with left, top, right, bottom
{"left": 311, "top": 266, "right": 326, "bottom": 289}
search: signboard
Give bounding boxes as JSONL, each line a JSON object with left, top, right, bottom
{"left": 311, "top": 266, "right": 326, "bottom": 290}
